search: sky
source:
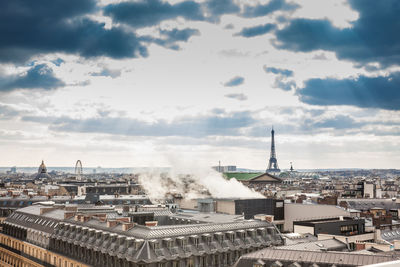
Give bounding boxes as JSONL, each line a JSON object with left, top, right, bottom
{"left": 0, "top": 0, "right": 399, "bottom": 169}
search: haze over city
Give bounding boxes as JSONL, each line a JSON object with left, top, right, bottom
{"left": 0, "top": 0, "right": 399, "bottom": 169}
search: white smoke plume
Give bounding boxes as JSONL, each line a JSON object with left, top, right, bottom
{"left": 138, "top": 158, "right": 264, "bottom": 203}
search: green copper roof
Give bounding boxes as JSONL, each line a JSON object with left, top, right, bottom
{"left": 223, "top": 172, "right": 263, "bottom": 181}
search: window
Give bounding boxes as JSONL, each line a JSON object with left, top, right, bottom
{"left": 150, "top": 240, "right": 160, "bottom": 250}
{"left": 191, "top": 236, "right": 199, "bottom": 247}
{"left": 340, "top": 224, "right": 359, "bottom": 235}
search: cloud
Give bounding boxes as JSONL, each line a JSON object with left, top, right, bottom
{"left": 264, "top": 66, "right": 293, "bottom": 77}
{"left": 274, "top": 0, "right": 400, "bottom": 67}
{"left": 272, "top": 78, "right": 296, "bottom": 91}
{"left": 223, "top": 76, "right": 245, "bottom": 87}
{"left": 51, "top": 58, "right": 65, "bottom": 66}
{"left": 264, "top": 66, "right": 295, "bottom": 91}
{"left": 224, "top": 24, "right": 235, "bottom": 30}
{"left": 298, "top": 72, "right": 400, "bottom": 110}
{"left": 219, "top": 49, "right": 250, "bottom": 58}
{"left": 0, "top": 104, "right": 20, "bottom": 119}
{"left": 224, "top": 93, "right": 248, "bottom": 101}
{"left": 90, "top": 68, "right": 121, "bottom": 79}
{"left": 205, "top": 0, "right": 240, "bottom": 19}
{"left": 312, "top": 115, "right": 363, "bottom": 130}
{"left": 141, "top": 28, "right": 200, "bottom": 50}
{"left": 242, "top": 0, "right": 299, "bottom": 18}
{"left": 236, "top": 23, "right": 276, "bottom": 38}
{"left": 22, "top": 111, "right": 255, "bottom": 138}
{"left": 160, "top": 28, "right": 200, "bottom": 42}
{"left": 312, "top": 53, "right": 328, "bottom": 60}
{"left": 0, "top": 64, "right": 65, "bottom": 92}
{"left": 0, "top": 0, "right": 146, "bottom": 63}
{"left": 104, "top": 0, "right": 204, "bottom": 28}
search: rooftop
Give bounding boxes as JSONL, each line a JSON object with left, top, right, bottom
{"left": 234, "top": 248, "right": 399, "bottom": 267}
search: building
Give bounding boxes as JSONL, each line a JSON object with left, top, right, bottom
{"left": 215, "top": 198, "right": 284, "bottom": 222}
{"left": 293, "top": 217, "right": 365, "bottom": 237}
{"left": 78, "top": 184, "right": 136, "bottom": 195}
{"left": 233, "top": 247, "right": 400, "bottom": 267}
{"left": 36, "top": 160, "right": 51, "bottom": 179}
{"left": 284, "top": 203, "right": 351, "bottom": 232}
{"left": 1, "top": 203, "right": 284, "bottom": 267}
{"left": 224, "top": 172, "right": 282, "bottom": 187}
{"left": 293, "top": 217, "right": 376, "bottom": 250}
{"left": 212, "top": 165, "right": 237, "bottom": 173}
{"left": 177, "top": 197, "right": 285, "bottom": 230}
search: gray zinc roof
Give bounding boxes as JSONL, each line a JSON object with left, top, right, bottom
{"left": 234, "top": 248, "right": 398, "bottom": 267}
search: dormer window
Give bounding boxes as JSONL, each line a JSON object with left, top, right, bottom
{"left": 177, "top": 237, "right": 188, "bottom": 250}
{"left": 202, "top": 234, "right": 212, "bottom": 246}
{"left": 163, "top": 238, "right": 173, "bottom": 249}
{"left": 190, "top": 235, "right": 199, "bottom": 247}
{"left": 226, "top": 231, "right": 235, "bottom": 243}
{"left": 149, "top": 240, "right": 160, "bottom": 250}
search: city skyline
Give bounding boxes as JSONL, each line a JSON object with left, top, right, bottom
{"left": 0, "top": 0, "right": 399, "bottom": 169}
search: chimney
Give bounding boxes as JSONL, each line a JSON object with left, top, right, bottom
{"left": 355, "top": 242, "right": 366, "bottom": 251}
{"left": 40, "top": 207, "right": 57, "bottom": 215}
{"left": 122, "top": 223, "right": 134, "bottom": 231}
{"left": 64, "top": 211, "right": 76, "bottom": 219}
{"left": 65, "top": 206, "right": 78, "bottom": 212}
{"left": 80, "top": 215, "right": 91, "bottom": 222}
{"left": 116, "top": 217, "right": 130, "bottom": 223}
{"left": 107, "top": 220, "right": 119, "bottom": 228}
{"left": 145, "top": 221, "right": 158, "bottom": 227}
{"left": 98, "top": 214, "right": 107, "bottom": 222}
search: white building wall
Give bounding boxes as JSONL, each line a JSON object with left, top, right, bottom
{"left": 293, "top": 225, "right": 314, "bottom": 235}
{"left": 284, "top": 203, "right": 350, "bottom": 232}
{"left": 364, "top": 182, "right": 375, "bottom": 198}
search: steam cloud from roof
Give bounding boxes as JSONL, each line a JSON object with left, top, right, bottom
{"left": 138, "top": 162, "right": 264, "bottom": 203}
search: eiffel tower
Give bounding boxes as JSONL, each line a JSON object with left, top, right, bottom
{"left": 267, "top": 127, "right": 280, "bottom": 172}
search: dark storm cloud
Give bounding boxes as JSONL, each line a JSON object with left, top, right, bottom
{"left": 104, "top": 0, "right": 204, "bottom": 28}
{"left": 236, "top": 24, "right": 276, "bottom": 38}
{"left": 264, "top": 67, "right": 293, "bottom": 77}
{"left": 242, "top": 0, "right": 299, "bottom": 18}
{"left": 22, "top": 111, "right": 255, "bottom": 138}
{"left": 298, "top": 72, "right": 400, "bottom": 110}
{"left": 224, "top": 76, "right": 245, "bottom": 87}
{"left": 275, "top": 0, "right": 400, "bottom": 67}
{"left": 140, "top": 28, "right": 200, "bottom": 50}
{"left": 224, "top": 93, "right": 248, "bottom": 101}
{"left": 0, "top": 0, "right": 147, "bottom": 63}
{"left": 0, "top": 64, "right": 65, "bottom": 92}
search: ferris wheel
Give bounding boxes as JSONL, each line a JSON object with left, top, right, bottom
{"left": 75, "top": 160, "right": 83, "bottom": 180}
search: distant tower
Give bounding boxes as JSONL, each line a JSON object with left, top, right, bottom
{"left": 75, "top": 160, "right": 83, "bottom": 181}
{"left": 267, "top": 128, "right": 280, "bottom": 172}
